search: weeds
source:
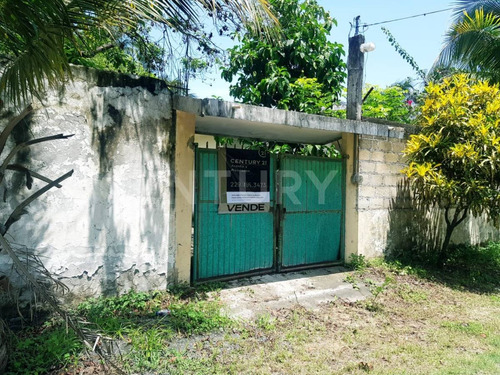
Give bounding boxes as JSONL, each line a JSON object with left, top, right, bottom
{"left": 255, "top": 314, "right": 276, "bottom": 331}
{"left": 5, "top": 285, "right": 231, "bottom": 374}
{"left": 343, "top": 274, "right": 359, "bottom": 290}
{"left": 77, "top": 288, "right": 231, "bottom": 373}
{"left": 4, "top": 322, "right": 82, "bottom": 375}
{"left": 3, "top": 241, "right": 499, "bottom": 375}
{"left": 169, "top": 300, "right": 231, "bottom": 335}
{"left": 169, "top": 282, "right": 226, "bottom": 299}
{"left": 441, "top": 321, "right": 485, "bottom": 336}
{"left": 397, "top": 284, "right": 428, "bottom": 303}
{"left": 363, "top": 275, "right": 395, "bottom": 312}
{"left": 346, "top": 254, "right": 369, "bottom": 271}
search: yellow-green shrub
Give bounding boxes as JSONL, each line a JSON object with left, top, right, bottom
{"left": 403, "top": 74, "right": 500, "bottom": 263}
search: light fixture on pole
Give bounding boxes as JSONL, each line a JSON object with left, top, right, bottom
{"left": 360, "top": 42, "right": 376, "bottom": 53}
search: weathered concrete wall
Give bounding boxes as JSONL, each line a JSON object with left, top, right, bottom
{"left": 0, "top": 66, "right": 175, "bottom": 301}
{"left": 355, "top": 134, "right": 500, "bottom": 258}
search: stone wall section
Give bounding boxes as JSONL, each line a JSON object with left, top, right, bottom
{"left": 355, "top": 135, "right": 407, "bottom": 257}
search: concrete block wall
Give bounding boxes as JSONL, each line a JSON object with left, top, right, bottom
{"left": 355, "top": 135, "right": 407, "bottom": 257}
{"left": 0, "top": 66, "right": 175, "bottom": 304}
{"left": 357, "top": 135, "right": 407, "bottom": 212}
{"left": 355, "top": 134, "right": 500, "bottom": 258}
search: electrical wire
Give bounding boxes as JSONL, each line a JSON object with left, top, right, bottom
{"left": 363, "top": 7, "right": 454, "bottom": 28}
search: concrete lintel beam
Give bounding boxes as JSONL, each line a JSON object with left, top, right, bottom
{"left": 173, "top": 95, "right": 406, "bottom": 141}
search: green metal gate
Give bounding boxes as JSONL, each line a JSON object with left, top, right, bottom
{"left": 193, "top": 149, "right": 344, "bottom": 282}
{"left": 279, "top": 155, "right": 344, "bottom": 269}
{"left": 193, "top": 149, "right": 275, "bottom": 281}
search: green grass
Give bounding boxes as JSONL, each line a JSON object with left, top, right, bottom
{"left": 385, "top": 241, "right": 500, "bottom": 293}
{"left": 76, "top": 283, "right": 230, "bottom": 335}
{"left": 76, "top": 286, "right": 231, "bottom": 373}
{"left": 3, "top": 242, "right": 499, "bottom": 374}
{"left": 4, "top": 284, "right": 231, "bottom": 374}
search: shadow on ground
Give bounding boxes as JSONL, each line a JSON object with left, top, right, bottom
{"left": 386, "top": 179, "right": 500, "bottom": 294}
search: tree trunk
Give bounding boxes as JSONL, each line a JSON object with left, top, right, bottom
{"left": 438, "top": 224, "right": 455, "bottom": 266}
{"left": 0, "top": 321, "right": 7, "bottom": 374}
{"left": 439, "top": 207, "right": 468, "bottom": 267}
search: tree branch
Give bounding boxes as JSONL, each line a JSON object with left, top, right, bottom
{"left": 0, "top": 134, "right": 74, "bottom": 185}
{"left": 6, "top": 164, "right": 63, "bottom": 188}
{"left": 444, "top": 206, "right": 451, "bottom": 227}
{"left": 0, "top": 105, "right": 32, "bottom": 156}
{"left": 80, "top": 42, "right": 124, "bottom": 58}
{"left": 455, "top": 208, "right": 468, "bottom": 227}
{"left": 1, "top": 169, "right": 73, "bottom": 236}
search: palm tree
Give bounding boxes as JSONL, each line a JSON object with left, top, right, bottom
{"left": 433, "top": 0, "right": 500, "bottom": 82}
{"left": 0, "top": 0, "right": 275, "bottom": 107}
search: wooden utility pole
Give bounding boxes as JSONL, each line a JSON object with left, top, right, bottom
{"left": 346, "top": 16, "right": 365, "bottom": 185}
{"left": 346, "top": 31, "right": 365, "bottom": 121}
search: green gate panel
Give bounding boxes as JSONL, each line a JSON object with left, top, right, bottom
{"left": 194, "top": 149, "right": 275, "bottom": 280}
{"left": 281, "top": 156, "right": 343, "bottom": 268}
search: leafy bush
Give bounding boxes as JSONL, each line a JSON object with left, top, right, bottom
{"left": 403, "top": 74, "right": 500, "bottom": 263}
{"left": 362, "top": 85, "right": 413, "bottom": 124}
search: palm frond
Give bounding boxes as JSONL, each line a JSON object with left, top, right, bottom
{"left": 66, "top": 0, "right": 276, "bottom": 37}
{"left": 0, "top": 0, "right": 276, "bottom": 108}
{"left": 433, "top": 8, "right": 500, "bottom": 82}
{"left": 0, "top": 0, "right": 73, "bottom": 106}
{"left": 453, "top": 0, "right": 500, "bottom": 21}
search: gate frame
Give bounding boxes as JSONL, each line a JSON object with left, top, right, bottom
{"left": 192, "top": 146, "right": 346, "bottom": 282}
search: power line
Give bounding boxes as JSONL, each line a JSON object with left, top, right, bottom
{"left": 363, "top": 7, "right": 454, "bottom": 28}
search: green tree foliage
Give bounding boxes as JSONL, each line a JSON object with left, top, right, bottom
{"left": 403, "top": 74, "right": 500, "bottom": 264}
{"left": 434, "top": 1, "right": 500, "bottom": 83}
{"left": 333, "top": 85, "right": 414, "bottom": 124}
{"left": 0, "top": 0, "right": 275, "bottom": 106}
{"left": 64, "top": 23, "right": 165, "bottom": 77}
{"left": 221, "top": 0, "right": 346, "bottom": 112}
{"left": 363, "top": 85, "right": 413, "bottom": 124}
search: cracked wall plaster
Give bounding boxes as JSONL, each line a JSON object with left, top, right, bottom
{"left": 0, "top": 66, "right": 176, "bottom": 302}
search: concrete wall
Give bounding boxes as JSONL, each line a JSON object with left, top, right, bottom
{"left": 356, "top": 135, "right": 407, "bottom": 257}
{"left": 2, "top": 65, "right": 498, "bottom": 304}
{"left": 174, "top": 111, "right": 195, "bottom": 283}
{"left": 0, "top": 66, "right": 176, "bottom": 301}
{"left": 354, "top": 134, "right": 500, "bottom": 258}
{"left": 342, "top": 133, "right": 358, "bottom": 261}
